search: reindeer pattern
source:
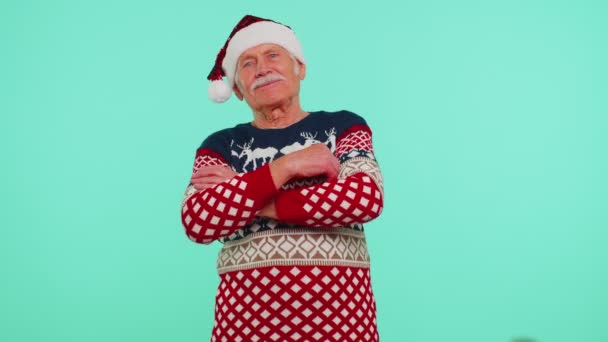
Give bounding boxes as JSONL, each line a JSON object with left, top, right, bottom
{"left": 230, "top": 127, "right": 337, "bottom": 173}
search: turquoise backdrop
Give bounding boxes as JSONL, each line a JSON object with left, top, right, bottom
{"left": 2, "top": 0, "right": 607, "bottom": 341}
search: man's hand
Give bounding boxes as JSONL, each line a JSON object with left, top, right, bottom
{"left": 257, "top": 199, "right": 277, "bottom": 219}
{"left": 285, "top": 143, "right": 340, "bottom": 181}
{"left": 268, "top": 143, "right": 340, "bottom": 191}
{"left": 191, "top": 143, "right": 338, "bottom": 193}
{"left": 191, "top": 165, "right": 238, "bottom": 190}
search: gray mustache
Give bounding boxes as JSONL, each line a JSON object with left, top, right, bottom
{"left": 251, "top": 74, "right": 286, "bottom": 91}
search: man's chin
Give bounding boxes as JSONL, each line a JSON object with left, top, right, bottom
{"left": 251, "top": 88, "right": 289, "bottom": 102}
{"left": 249, "top": 94, "right": 290, "bottom": 108}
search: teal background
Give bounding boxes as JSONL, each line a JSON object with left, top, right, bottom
{"left": 2, "top": 0, "right": 607, "bottom": 341}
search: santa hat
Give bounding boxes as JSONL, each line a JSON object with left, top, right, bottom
{"left": 207, "top": 15, "right": 306, "bottom": 103}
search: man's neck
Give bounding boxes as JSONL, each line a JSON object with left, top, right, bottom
{"left": 251, "top": 97, "right": 308, "bottom": 129}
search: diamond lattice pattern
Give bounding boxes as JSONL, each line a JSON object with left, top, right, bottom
{"left": 276, "top": 172, "right": 383, "bottom": 228}
{"left": 182, "top": 151, "right": 275, "bottom": 244}
{"left": 211, "top": 265, "right": 379, "bottom": 342}
{"left": 335, "top": 129, "right": 373, "bottom": 159}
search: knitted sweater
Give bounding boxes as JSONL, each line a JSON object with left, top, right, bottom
{"left": 181, "top": 110, "right": 384, "bottom": 342}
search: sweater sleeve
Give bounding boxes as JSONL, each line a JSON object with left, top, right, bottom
{"left": 274, "top": 122, "right": 384, "bottom": 227}
{"left": 180, "top": 148, "right": 278, "bottom": 244}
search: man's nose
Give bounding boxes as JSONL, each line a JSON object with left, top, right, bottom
{"left": 255, "top": 59, "right": 271, "bottom": 77}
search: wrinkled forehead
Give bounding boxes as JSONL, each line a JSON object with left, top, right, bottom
{"left": 237, "top": 43, "right": 290, "bottom": 63}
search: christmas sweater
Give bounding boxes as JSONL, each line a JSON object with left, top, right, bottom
{"left": 181, "top": 110, "right": 384, "bottom": 342}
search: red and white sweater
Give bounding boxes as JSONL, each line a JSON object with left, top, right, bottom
{"left": 181, "top": 110, "right": 384, "bottom": 342}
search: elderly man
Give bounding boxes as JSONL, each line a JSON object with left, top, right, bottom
{"left": 181, "top": 15, "right": 384, "bottom": 342}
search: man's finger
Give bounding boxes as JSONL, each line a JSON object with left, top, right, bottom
{"left": 191, "top": 180, "right": 227, "bottom": 190}
{"left": 326, "top": 159, "right": 340, "bottom": 182}
{"left": 194, "top": 165, "right": 233, "bottom": 177}
{"left": 191, "top": 176, "right": 231, "bottom": 185}
{"left": 326, "top": 169, "right": 339, "bottom": 182}
{"left": 191, "top": 172, "right": 232, "bottom": 181}
{"left": 193, "top": 169, "right": 223, "bottom": 177}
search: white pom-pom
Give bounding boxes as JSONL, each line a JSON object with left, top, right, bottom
{"left": 208, "top": 79, "right": 232, "bottom": 103}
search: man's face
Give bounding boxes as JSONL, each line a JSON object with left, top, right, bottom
{"left": 233, "top": 43, "right": 305, "bottom": 108}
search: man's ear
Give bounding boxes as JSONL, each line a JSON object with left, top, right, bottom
{"left": 298, "top": 61, "right": 306, "bottom": 80}
{"left": 233, "top": 84, "right": 244, "bottom": 101}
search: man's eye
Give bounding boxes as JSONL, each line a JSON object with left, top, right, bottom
{"left": 269, "top": 53, "right": 279, "bottom": 58}
{"left": 243, "top": 61, "right": 253, "bottom": 67}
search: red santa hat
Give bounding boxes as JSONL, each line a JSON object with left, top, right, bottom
{"left": 207, "top": 15, "right": 306, "bottom": 103}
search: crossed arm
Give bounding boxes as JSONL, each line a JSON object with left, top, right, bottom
{"left": 181, "top": 127, "right": 383, "bottom": 244}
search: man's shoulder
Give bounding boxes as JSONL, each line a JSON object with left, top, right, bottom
{"left": 195, "top": 122, "right": 253, "bottom": 164}
{"left": 315, "top": 109, "right": 367, "bottom": 125}
{"left": 312, "top": 110, "right": 369, "bottom": 137}
{"left": 198, "top": 122, "right": 251, "bottom": 149}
